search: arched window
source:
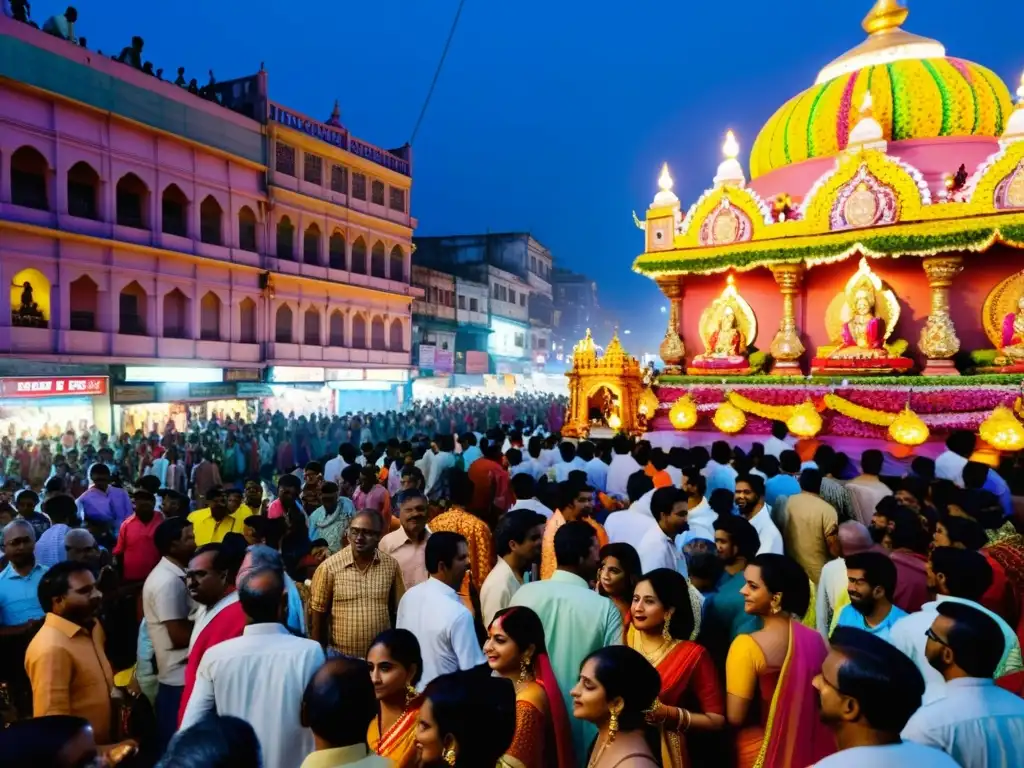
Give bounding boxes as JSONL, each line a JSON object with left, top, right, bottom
{"left": 351, "top": 314, "right": 366, "bottom": 349}
{"left": 277, "top": 216, "right": 295, "bottom": 260}
{"left": 304, "top": 307, "right": 321, "bottom": 346}
{"left": 389, "top": 318, "right": 404, "bottom": 351}
{"left": 162, "top": 184, "right": 189, "bottom": 237}
{"left": 69, "top": 275, "right": 98, "bottom": 331}
{"left": 239, "top": 297, "right": 257, "bottom": 343}
{"left": 200, "top": 292, "right": 221, "bottom": 340}
{"left": 119, "top": 281, "right": 147, "bottom": 335}
{"left": 10, "top": 268, "right": 50, "bottom": 328}
{"left": 199, "top": 195, "right": 223, "bottom": 245}
{"left": 371, "top": 316, "right": 386, "bottom": 350}
{"left": 238, "top": 206, "right": 258, "bottom": 252}
{"left": 388, "top": 246, "right": 405, "bottom": 282}
{"left": 303, "top": 223, "right": 321, "bottom": 265}
{"left": 371, "top": 241, "right": 386, "bottom": 278}
{"left": 116, "top": 173, "right": 148, "bottom": 228}
{"left": 275, "top": 304, "right": 293, "bottom": 343}
{"left": 329, "top": 310, "right": 345, "bottom": 346}
{"left": 67, "top": 161, "right": 100, "bottom": 220}
{"left": 10, "top": 146, "right": 49, "bottom": 210}
{"left": 350, "top": 237, "right": 367, "bottom": 275}
{"left": 163, "top": 288, "right": 188, "bottom": 339}
{"left": 329, "top": 232, "right": 346, "bottom": 270}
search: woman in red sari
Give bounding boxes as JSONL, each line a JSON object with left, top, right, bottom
{"left": 366, "top": 629, "right": 423, "bottom": 767}
{"left": 628, "top": 568, "right": 724, "bottom": 768}
{"left": 725, "top": 554, "right": 835, "bottom": 768}
{"left": 485, "top": 607, "right": 575, "bottom": 768}
{"left": 598, "top": 543, "right": 642, "bottom": 642}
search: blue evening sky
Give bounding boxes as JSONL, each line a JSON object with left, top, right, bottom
{"left": 80, "top": 1, "right": 1023, "bottom": 353}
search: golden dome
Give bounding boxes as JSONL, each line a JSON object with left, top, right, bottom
{"left": 750, "top": 1, "right": 1014, "bottom": 179}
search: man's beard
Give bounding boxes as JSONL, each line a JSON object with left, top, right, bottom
{"left": 849, "top": 595, "right": 875, "bottom": 616}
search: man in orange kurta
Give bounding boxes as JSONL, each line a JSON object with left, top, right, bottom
{"left": 541, "top": 481, "right": 608, "bottom": 580}
{"left": 429, "top": 470, "right": 496, "bottom": 614}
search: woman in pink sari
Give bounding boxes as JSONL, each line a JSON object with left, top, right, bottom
{"left": 725, "top": 554, "right": 835, "bottom": 768}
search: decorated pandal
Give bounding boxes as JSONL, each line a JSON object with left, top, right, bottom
{"left": 630, "top": 1, "right": 1024, "bottom": 447}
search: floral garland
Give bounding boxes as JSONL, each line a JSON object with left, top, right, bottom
{"left": 726, "top": 391, "right": 796, "bottom": 421}
{"left": 823, "top": 393, "right": 896, "bottom": 426}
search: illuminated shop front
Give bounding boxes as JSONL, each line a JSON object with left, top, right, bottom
{"left": 268, "top": 367, "right": 410, "bottom": 415}
{"left": 0, "top": 375, "right": 111, "bottom": 440}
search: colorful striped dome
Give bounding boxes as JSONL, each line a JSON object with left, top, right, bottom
{"left": 750, "top": 58, "right": 1014, "bottom": 180}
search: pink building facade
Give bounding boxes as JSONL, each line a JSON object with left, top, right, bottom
{"left": 0, "top": 16, "right": 417, "bottom": 435}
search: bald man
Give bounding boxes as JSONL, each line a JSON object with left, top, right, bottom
{"left": 181, "top": 567, "right": 325, "bottom": 767}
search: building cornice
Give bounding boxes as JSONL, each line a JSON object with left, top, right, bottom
{"left": 269, "top": 124, "right": 411, "bottom": 187}
{"left": 268, "top": 185, "right": 415, "bottom": 240}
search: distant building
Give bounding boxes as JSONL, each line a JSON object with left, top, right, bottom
{"left": 411, "top": 266, "right": 456, "bottom": 374}
{"left": 552, "top": 268, "right": 611, "bottom": 363}
{"left": 413, "top": 233, "right": 555, "bottom": 374}
{"left": 454, "top": 278, "right": 491, "bottom": 374}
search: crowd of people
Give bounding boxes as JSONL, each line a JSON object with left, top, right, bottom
{"left": 1, "top": 404, "right": 1023, "bottom": 767}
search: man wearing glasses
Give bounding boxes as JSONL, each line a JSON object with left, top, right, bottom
{"left": 309, "top": 510, "right": 405, "bottom": 658}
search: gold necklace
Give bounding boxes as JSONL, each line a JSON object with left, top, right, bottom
{"left": 631, "top": 629, "right": 669, "bottom": 662}
{"left": 587, "top": 733, "right": 611, "bottom": 768}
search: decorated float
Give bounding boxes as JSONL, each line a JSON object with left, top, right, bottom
{"left": 630, "top": 0, "right": 1024, "bottom": 451}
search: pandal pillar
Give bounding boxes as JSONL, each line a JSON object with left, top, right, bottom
{"left": 656, "top": 276, "right": 685, "bottom": 369}
{"left": 919, "top": 255, "right": 964, "bottom": 375}
{"left": 769, "top": 263, "right": 806, "bottom": 375}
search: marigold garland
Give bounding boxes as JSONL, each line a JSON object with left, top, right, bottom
{"left": 726, "top": 391, "right": 795, "bottom": 422}
{"left": 823, "top": 394, "right": 897, "bottom": 426}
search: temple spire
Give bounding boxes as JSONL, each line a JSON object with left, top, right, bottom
{"left": 327, "top": 99, "right": 342, "bottom": 126}
{"left": 862, "top": 0, "right": 909, "bottom": 36}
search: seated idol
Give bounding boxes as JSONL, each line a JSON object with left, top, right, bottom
{"left": 691, "top": 305, "right": 750, "bottom": 371}
{"left": 828, "top": 287, "right": 888, "bottom": 359}
{"left": 999, "top": 295, "right": 1024, "bottom": 361}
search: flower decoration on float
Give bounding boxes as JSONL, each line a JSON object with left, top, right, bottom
{"left": 713, "top": 401, "right": 746, "bottom": 434}
{"left": 887, "top": 405, "right": 929, "bottom": 446}
{"left": 786, "top": 399, "right": 823, "bottom": 438}
{"left": 669, "top": 395, "right": 699, "bottom": 430}
{"left": 978, "top": 406, "right": 1024, "bottom": 452}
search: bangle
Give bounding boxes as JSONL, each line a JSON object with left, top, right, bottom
{"left": 676, "top": 708, "right": 691, "bottom": 732}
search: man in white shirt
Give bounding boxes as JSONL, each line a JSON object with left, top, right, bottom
{"left": 510, "top": 437, "right": 546, "bottom": 481}
{"left": 703, "top": 441, "right": 738, "bottom": 497}
{"left": 323, "top": 443, "right": 355, "bottom": 487}
{"left": 480, "top": 508, "right": 545, "bottom": 626}
{"left": 901, "top": 602, "right": 1024, "bottom": 768}
{"left": 509, "top": 474, "right": 553, "bottom": 519}
{"left": 889, "top": 547, "right": 1023, "bottom": 703}
{"left": 181, "top": 567, "right": 326, "bottom": 768}
{"left": 665, "top": 447, "right": 687, "bottom": 489}
{"left": 636, "top": 487, "right": 690, "bottom": 577}
{"left": 811, "top": 626, "right": 959, "bottom": 768}
{"left": 735, "top": 474, "right": 784, "bottom": 555}
{"left": 578, "top": 441, "right": 608, "bottom": 493}
{"left": 604, "top": 472, "right": 658, "bottom": 551}
{"left": 606, "top": 436, "right": 641, "bottom": 500}
{"left": 845, "top": 449, "right": 893, "bottom": 528}
{"left": 551, "top": 442, "right": 586, "bottom": 483}
{"left": 677, "top": 470, "right": 714, "bottom": 550}
{"left": 763, "top": 421, "right": 795, "bottom": 459}
{"left": 934, "top": 430, "right": 975, "bottom": 486}
{"left": 143, "top": 517, "right": 196, "bottom": 752}
{"left": 396, "top": 531, "right": 485, "bottom": 689}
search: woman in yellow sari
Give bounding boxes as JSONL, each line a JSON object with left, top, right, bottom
{"left": 367, "top": 629, "right": 423, "bottom": 767}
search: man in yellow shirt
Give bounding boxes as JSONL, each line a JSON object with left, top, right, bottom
{"left": 188, "top": 486, "right": 246, "bottom": 546}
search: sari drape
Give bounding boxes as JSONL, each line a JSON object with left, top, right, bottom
{"left": 754, "top": 621, "right": 835, "bottom": 768}
{"left": 501, "top": 653, "right": 576, "bottom": 768}
{"left": 367, "top": 701, "right": 421, "bottom": 768}
{"left": 628, "top": 626, "right": 723, "bottom": 768}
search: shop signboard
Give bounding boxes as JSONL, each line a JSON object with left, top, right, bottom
{"left": 1, "top": 376, "right": 108, "bottom": 398}
{"left": 465, "top": 351, "right": 489, "bottom": 374}
{"left": 434, "top": 349, "right": 454, "bottom": 374}
{"left": 112, "top": 385, "right": 156, "bottom": 404}
{"left": 236, "top": 383, "right": 275, "bottom": 397}
{"left": 188, "top": 383, "right": 238, "bottom": 400}
{"left": 269, "top": 366, "right": 326, "bottom": 383}
{"left": 418, "top": 344, "right": 436, "bottom": 370}
{"left": 325, "top": 369, "right": 364, "bottom": 382}
{"left": 364, "top": 369, "right": 410, "bottom": 383}
{"left": 223, "top": 368, "right": 262, "bottom": 383}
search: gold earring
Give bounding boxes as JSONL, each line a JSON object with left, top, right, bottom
{"left": 771, "top": 596, "right": 782, "bottom": 615}
{"left": 518, "top": 654, "right": 531, "bottom": 684}
{"left": 443, "top": 745, "right": 457, "bottom": 766}
{"left": 662, "top": 613, "right": 673, "bottom": 641}
{"left": 405, "top": 683, "right": 417, "bottom": 705}
{"left": 609, "top": 702, "right": 623, "bottom": 742}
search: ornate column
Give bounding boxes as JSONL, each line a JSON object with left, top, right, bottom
{"left": 919, "top": 255, "right": 964, "bottom": 375}
{"left": 655, "top": 276, "right": 685, "bottom": 369}
{"left": 769, "top": 263, "right": 806, "bottom": 375}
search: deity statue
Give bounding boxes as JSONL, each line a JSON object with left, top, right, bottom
{"left": 18, "top": 282, "right": 41, "bottom": 318}
{"left": 688, "top": 276, "right": 756, "bottom": 374}
{"left": 999, "top": 295, "right": 1024, "bottom": 360}
{"left": 812, "top": 258, "right": 912, "bottom": 374}
{"left": 829, "top": 287, "right": 887, "bottom": 359}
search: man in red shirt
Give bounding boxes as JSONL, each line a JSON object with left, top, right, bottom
{"left": 468, "top": 441, "right": 511, "bottom": 525}
{"left": 113, "top": 490, "right": 164, "bottom": 583}
{"left": 177, "top": 542, "right": 245, "bottom": 725}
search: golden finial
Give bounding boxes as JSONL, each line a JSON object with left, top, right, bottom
{"left": 863, "top": 0, "right": 909, "bottom": 36}
{"left": 859, "top": 91, "right": 875, "bottom": 118}
{"left": 657, "top": 163, "right": 674, "bottom": 192}
{"left": 726, "top": 274, "right": 736, "bottom": 287}
{"left": 722, "top": 131, "right": 740, "bottom": 160}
